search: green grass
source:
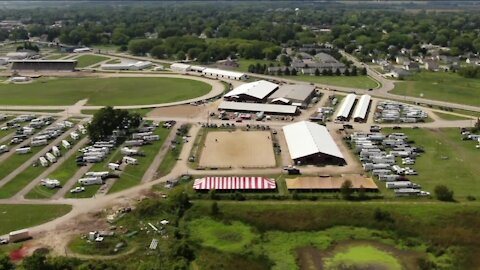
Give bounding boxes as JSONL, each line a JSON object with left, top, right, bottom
{"left": 188, "top": 218, "right": 258, "bottom": 253}
{"left": 157, "top": 126, "right": 190, "bottom": 177}
{"left": 0, "top": 77, "right": 211, "bottom": 106}
{"left": 434, "top": 112, "right": 472, "bottom": 121}
{"left": 68, "top": 235, "right": 130, "bottom": 256}
{"left": 236, "top": 58, "right": 279, "bottom": 72}
{"left": 44, "top": 54, "right": 67, "bottom": 60}
{"left": 105, "top": 58, "right": 121, "bottom": 64}
{"left": 324, "top": 245, "right": 402, "bottom": 270}
{"left": 382, "top": 128, "right": 480, "bottom": 200}
{"left": 0, "top": 204, "right": 72, "bottom": 235}
{"left": 391, "top": 72, "right": 480, "bottom": 107}
{"left": 0, "top": 128, "right": 14, "bottom": 140}
{"left": 75, "top": 55, "right": 110, "bottom": 68}
{"left": 108, "top": 127, "right": 171, "bottom": 194}
{"left": 0, "top": 163, "right": 47, "bottom": 199}
{"left": 290, "top": 75, "right": 379, "bottom": 89}
{"left": 0, "top": 146, "right": 44, "bottom": 181}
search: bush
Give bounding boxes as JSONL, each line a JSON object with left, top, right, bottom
{"left": 434, "top": 185, "right": 454, "bottom": 202}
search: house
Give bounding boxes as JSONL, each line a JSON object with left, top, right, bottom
{"left": 403, "top": 61, "right": 420, "bottom": 71}
{"left": 385, "top": 68, "right": 410, "bottom": 79}
{"left": 466, "top": 57, "right": 480, "bottom": 65}
{"left": 395, "top": 56, "right": 409, "bottom": 64}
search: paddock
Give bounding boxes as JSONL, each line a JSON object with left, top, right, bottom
{"left": 198, "top": 130, "right": 276, "bottom": 169}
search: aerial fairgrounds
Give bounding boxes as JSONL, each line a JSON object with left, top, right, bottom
{"left": 0, "top": 44, "right": 479, "bottom": 267}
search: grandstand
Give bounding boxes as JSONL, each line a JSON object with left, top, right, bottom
{"left": 9, "top": 60, "right": 77, "bottom": 71}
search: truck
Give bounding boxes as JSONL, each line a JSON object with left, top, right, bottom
{"left": 46, "top": 152, "right": 57, "bottom": 163}
{"left": 123, "top": 156, "right": 138, "bottom": 165}
{"left": 78, "top": 177, "right": 103, "bottom": 186}
{"left": 9, "top": 229, "right": 30, "bottom": 243}
{"left": 16, "top": 147, "right": 31, "bottom": 154}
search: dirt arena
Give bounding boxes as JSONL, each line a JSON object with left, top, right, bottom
{"left": 199, "top": 130, "right": 276, "bottom": 168}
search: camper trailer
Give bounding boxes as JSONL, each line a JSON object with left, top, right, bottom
{"left": 62, "top": 140, "right": 71, "bottom": 149}
{"left": 143, "top": 135, "right": 160, "bottom": 142}
{"left": 124, "top": 140, "right": 144, "bottom": 146}
{"left": 0, "top": 145, "right": 8, "bottom": 154}
{"left": 83, "top": 156, "right": 103, "bottom": 163}
{"left": 46, "top": 152, "right": 57, "bottom": 163}
{"left": 108, "top": 163, "right": 120, "bottom": 170}
{"left": 70, "top": 132, "right": 80, "bottom": 140}
{"left": 31, "top": 139, "right": 48, "bottom": 147}
{"left": 386, "top": 181, "right": 420, "bottom": 189}
{"left": 85, "top": 171, "right": 109, "bottom": 178}
{"left": 122, "top": 156, "right": 138, "bottom": 165}
{"left": 39, "top": 157, "right": 49, "bottom": 167}
{"left": 9, "top": 229, "right": 30, "bottom": 243}
{"left": 52, "top": 146, "right": 61, "bottom": 157}
{"left": 16, "top": 147, "right": 31, "bottom": 154}
{"left": 121, "top": 147, "right": 138, "bottom": 156}
{"left": 78, "top": 177, "right": 103, "bottom": 186}
{"left": 40, "top": 179, "right": 61, "bottom": 189}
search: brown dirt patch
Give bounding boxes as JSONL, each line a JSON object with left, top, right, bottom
{"left": 199, "top": 130, "right": 276, "bottom": 169}
{"left": 147, "top": 104, "right": 205, "bottom": 118}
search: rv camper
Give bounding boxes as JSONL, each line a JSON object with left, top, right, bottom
{"left": 78, "top": 177, "right": 103, "bottom": 186}
{"left": 122, "top": 156, "right": 138, "bottom": 165}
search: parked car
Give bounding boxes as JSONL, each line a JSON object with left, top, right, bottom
{"left": 70, "top": 187, "right": 85, "bottom": 193}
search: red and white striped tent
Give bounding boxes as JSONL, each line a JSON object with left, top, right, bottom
{"left": 193, "top": 176, "right": 276, "bottom": 191}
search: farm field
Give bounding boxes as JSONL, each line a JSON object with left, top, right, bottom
{"left": 391, "top": 72, "right": 480, "bottom": 107}
{"left": 0, "top": 77, "right": 211, "bottom": 106}
{"left": 75, "top": 54, "right": 110, "bottom": 68}
{"left": 0, "top": 204, "right": 72, "bottom": 235}
{"left": 382, "top": 128, "right": 480, "bottom": 200}
{"left": 290, "top": 75, "right": 379, "bottom": 89}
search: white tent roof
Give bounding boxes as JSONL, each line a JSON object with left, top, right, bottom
{"left": 224, "top": 80, "right": 279, "bottom": 99}
{"left": 282, "top": 121, "right": 344, "bottom": 160}
{"left": 218, "top": 101, "right": 297, "bottom": 114}
{"left": 353, "top": 94, "right": 371, "bottom": 120}
{"left": 336, "top": 94, "right": 357, "bottom": 119}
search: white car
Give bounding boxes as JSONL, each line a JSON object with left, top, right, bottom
{"left": 0, "top": 126, "right": 8, "bottom": 131}
{"left": 70, "top": 187, "right": 85, "bottom": 193}
{"left": 0, "top": 238, "right": 8, "bottom": 245}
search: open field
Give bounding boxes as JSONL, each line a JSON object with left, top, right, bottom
{"left": 0, "top": 204, "right": 71, "bottom": 235}
{"left": 0, "top": 77, "right": 211, "bottom": 106}
{"left": 291, "top": 75, "right": 379, "bottom": 89}
{"left": 324, "top": 244, "right": 402, "bottom": 270}
{"left": 433, "top": 111, "right": 472, "bottom": 121}
{"left": 0, "top": 146, "right": 44, "bottom": 181}
{"left": 44, "top": 54, "right": 67, "bottom": 60}
{"left": 75, "top": 55, "right": 110, "bottom": 68}
{"left": 382, "top": 128, "right": 480, "bottom": 200}
{"left": 391, "top": 72, "right": 480, "bottom": 107}
{"left": 0, "top": 162, "right": 47, "bottom": 199}
{"left": 198, "top": 130, "right": 276, "bottom": 168}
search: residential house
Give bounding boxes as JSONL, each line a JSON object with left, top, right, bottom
{"left": 424, "top": 60, "right": 439, "bottom": 71}
{"left": 403, "top": 61, "right": 420, "bottom": 71}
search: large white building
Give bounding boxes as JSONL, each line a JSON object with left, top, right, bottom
{"left": 101, "top": 61, "right": 152, "bottom": 71}
{"left": 224, "top": 80, "right": 279, "bottom": 102}
{"left": 218, "top": 101, "right": 298, "bottom": 115}
{"left": 267, "top": 84, "right": 316, "bottom": 108}
{"left": 283, "top": 121, "right": 345, "bottom": 165}
{"left": 170, "top": 63, "right": 191, "bottom": 73}
{"left": 202, "top": 68, "right": 247, "bottom": 80}
{"left": 336, "top": 94, "right": 357, "bottom": 120}
{"left": 353, "top": 94, "right": 371, "bottom": 122}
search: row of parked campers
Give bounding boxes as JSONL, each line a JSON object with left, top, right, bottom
{"left": 35, "top": 144, "right": 65, "bottom": 167}
{"left": 77, "top": 140, "right": 115, "bottom": 165}
{"left": 28, "top": 120, "right": 74, "bottom": 147}
{"left": 9, "top": 117, "right": 56, "bottom": 145}
{"left": 78, "top": 171, "right": 110, "bottom": 186}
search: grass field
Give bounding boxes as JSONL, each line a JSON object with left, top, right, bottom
{"left": 156, "top": 126, "right": 189, "bottom": 177}
{"left": 108, "top": 126, "right": 171, "bottom": 194}
{"left": 44, "top": 54, "right": 67, "bottom": 60}
{"left": 0, "top": 162, "right": 47, "bottom": 199}
{"left": 391, "top": 72, "right": 480, "bottom": 107}
{"left": 383, "top": 128, "right": 479, "bottom": 200}
{"left": 75, "top": 55, "right": 110, "bottom": 68}
{"left": 0, "top": 145, "right": 44, "bottom": 182}
{"left": 291, "top": 75, "right": 379, "bottom": 89}
{"left": 236, "top": 58, "right": 279, "bottom": 72}
{"left": 324, "top": 244, "right": 401, "bottom": 270}
{"left": 188, "top": 218, "right": 258, "bottom": 253}
{"left": 0, "top": 204, "right": 71, "bottom": 235}
{"left": 0, "top": 77, "right": 211, "bottom": 106}
{"left": 433, "top": 111, "right": 472, "bottom": 121}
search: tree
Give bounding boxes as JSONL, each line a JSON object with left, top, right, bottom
{"left": 87, "top": 106, "right": 142, "bottom": 142}
{"left": 358, "top": 185, "right": 367, "bottom": 200}
{"left": 351, "top": 66, "right": 358, "bottom": 76}
{"left": 434, "top": 185, "right": 454, "bottom": 202}
{"left": 0, "top": 254, "right": 14, "bottom": 270}
{"left": 176, "top": 51, "right": 186, "bottom": 61}
{"left": 321, "top": 69, "right": 328, "bottom": 76}
{"left": 280, "top": 54, "right": 291, "bottom": 66}
{"left": 344, "top": 68, "right": 350, "bottom": 76}
{"left": 340, "top": 180, "right": 353, "bottom": 200}
{"left": 314, "top": 68, "right": 320, "bottom": 76}
{"left": 284, "top": 67, "right": 291, "bottom": 76}
{"left": 211, "top": 201, "right": 220, "bottom": 217}
{"left": 360, "top": 67, "right": 367, "bottom": 75}
{"left": 291, "top": 68, "right": 297, "bottom": 76}
{"left": 335, "top": 68, "right": 341, "bottom": 76}
{"left": 21, "top": 252, "right": 49, "bottom": 270}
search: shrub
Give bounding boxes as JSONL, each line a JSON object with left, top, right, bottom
{"left": 434, "top": 185, "right": 454, "bottom": 202}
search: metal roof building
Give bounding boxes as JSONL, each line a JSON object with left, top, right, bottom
{"left": 336, "top": 94, "right": 357, "bottom": 120}
{"left": 353, "top": 94, "right": 371, "bottom": 122}
{"left": 218, "top": 101, "right": 298, "bottom": 115}
{"left": 267, "top": 84, "right": 316, "bottom": 108}
{"left": 283, "top": 121, "right": 345, "bottom": 165}
{"left": 202, "top": 68, "right": 247, "bottom": 80}
{"left": 225, "top": 80, "right": 279, "bottom": 101}
{"left": 101, "top": 61, "right": 152, "bottom": 71}
{"left": 9, "top": 60, "right": 77, "bottom": 71}
{"left": 170, "top": 63, "right": 191, "bottom": 73}
{"left": 193, "top": 176, "right": 276, "bottom": 191}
